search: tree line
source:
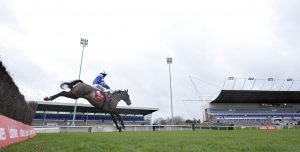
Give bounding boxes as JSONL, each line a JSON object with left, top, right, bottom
{"left": 153, "top": 116, "right": 201, "bottom": 125}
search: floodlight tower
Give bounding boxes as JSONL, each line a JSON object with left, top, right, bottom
{"left": 222, "top": 77, "right": 234, "bottom": 90}
{"left": 287, "top": 78, "right": 294, "bottom": 91}
{"left": 72, "top": 38, "right": 88, "bottom": 126}
{"left": 78, "top": 38, "right": 88, "bottom": 79}
{"left": 248, "top": 77, "right": 256, "bottom": 90}
{"left": 166, "top": 57, "right": 174, "bottom": 125}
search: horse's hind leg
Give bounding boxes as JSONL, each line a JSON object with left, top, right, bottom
{"left": 44, "top": 91, "right": 77, "bottom": 101}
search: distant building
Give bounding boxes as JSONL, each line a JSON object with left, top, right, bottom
{"left": 206, "top": 90, "right": 300, "bottom": 126}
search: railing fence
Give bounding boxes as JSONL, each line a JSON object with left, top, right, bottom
{"left": 33, "top": 124, "right": 300, "bottom": 133}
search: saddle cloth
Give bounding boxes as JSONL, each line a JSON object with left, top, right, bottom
{"left": 95, "top": 90, "right": 105, "bottom": 102}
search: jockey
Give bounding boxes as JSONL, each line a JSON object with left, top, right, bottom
{"left": 92, "top": 71, "right": 111, "bottom": 92}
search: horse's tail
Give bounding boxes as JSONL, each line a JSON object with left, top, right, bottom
{"left": 60, "top": 80, "right": 83, "bottom": 90}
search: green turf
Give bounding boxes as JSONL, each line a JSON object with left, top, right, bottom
{"left": 1, "top": 130, "right": 300, "bottom": 152}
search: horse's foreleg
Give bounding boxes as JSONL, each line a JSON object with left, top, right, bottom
{"left": 114, "top": 111, "right": 125, "bottom": 129}
{"left": 110, "top": 113, "right": 121, "bottom": 132}
{"left": 44, "top": 91, "right": 77, "bottom": 101}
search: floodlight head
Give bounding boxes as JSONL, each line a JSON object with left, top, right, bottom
{"left": 166, "top": 57, "right": 172, "bottom": 64}
{"left": 248, "top": 77, "right": 254, "bottom": 80}
{"left": 80, "top": 38, "right": 88, "bottom": 46}
{"left": 287, "top": 78, "right": 293, "bottom": 81}
{"left": 228, "top": 77, "right": 234, "bottom": 80}
{"left": 268, "top": 78, "right": 274, "bottom": 81}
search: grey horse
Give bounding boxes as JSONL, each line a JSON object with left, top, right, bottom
{"left": 44, "top": 80, "right": 131, "bottom": 132}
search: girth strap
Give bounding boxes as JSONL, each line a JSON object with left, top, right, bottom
{"left": 101, "top": 92, "right": 111, "bottom": 109}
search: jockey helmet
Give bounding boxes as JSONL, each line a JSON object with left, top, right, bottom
{"left": 100, "top": 71, "right": 107, "bottom": 76}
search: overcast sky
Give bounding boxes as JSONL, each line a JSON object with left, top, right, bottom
{"left": 1, "top": 0, "right": 300, "bottom": 121}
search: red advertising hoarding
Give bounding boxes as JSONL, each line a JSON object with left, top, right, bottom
{"left": 0, "top": 115, "right": 36, "bottom": 148}
{"left": 257, "top": 125, "right": 277, "bottom": 130}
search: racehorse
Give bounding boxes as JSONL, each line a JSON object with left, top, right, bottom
{"left": 44, "top": 80, "right": 131, "bottom": 132}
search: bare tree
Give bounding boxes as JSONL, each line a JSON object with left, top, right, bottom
{"left": 173, "top": 116, "right": 184, "bottom": 125}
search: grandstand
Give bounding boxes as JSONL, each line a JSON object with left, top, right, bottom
{"left": 206, "top": 90, "right": 300, "bottom": 126}
{"left": 32, "top": 101, "right": 158, "bottom": 126}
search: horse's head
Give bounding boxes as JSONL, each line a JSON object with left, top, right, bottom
{"left": 111, "top": 89, "right": 131, "bottom": 105}
{"left": 122, "top": 89, "right": 131, "bottom": 105}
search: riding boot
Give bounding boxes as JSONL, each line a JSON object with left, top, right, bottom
{"left": 104, "top": 92, "right": 111, "bottom": 102}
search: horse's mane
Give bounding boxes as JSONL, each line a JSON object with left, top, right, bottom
{"left": 113, "top": 90, "right": 124, "bottom": 94}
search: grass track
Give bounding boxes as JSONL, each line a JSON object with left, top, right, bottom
{"left": 1, "top": 130, "right": 300, "bottom": 152}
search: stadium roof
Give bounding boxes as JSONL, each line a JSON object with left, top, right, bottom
{"left": 211, "top": 90, "right": 300, "bottom": 103}
{"left": 36, "top": 101, "right": 158, "bottom": 116}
